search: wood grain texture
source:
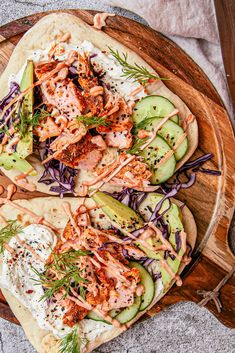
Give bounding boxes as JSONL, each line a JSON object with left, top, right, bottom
{"left": 214, "top": 0, "right": 235, "bottom": 111}
{"left": 0, "top": 9, "right": 234, "bottom": 329}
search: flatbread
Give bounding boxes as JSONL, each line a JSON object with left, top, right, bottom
{"left": 0, "top": 13, "right": 198, "bottom": 195}
{"left": 0, "top": 196, "right": 197, "bottom": 353}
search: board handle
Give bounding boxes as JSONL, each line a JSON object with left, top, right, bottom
{"left": 145, "top": 254, "right": 235, "bottom": 328}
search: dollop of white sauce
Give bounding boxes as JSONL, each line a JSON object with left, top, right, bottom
{"left": 9, "top": 40, "right": 146, "bottom": 102}
{"left": 0, "top": 224, "right": 70, "bottom": 337}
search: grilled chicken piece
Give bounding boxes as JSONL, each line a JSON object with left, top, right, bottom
{"left": 35, "top": 61, "right": 86, "bottom": 119}
{"left": 53, "top": 133, "right": 106, "bottom": 170}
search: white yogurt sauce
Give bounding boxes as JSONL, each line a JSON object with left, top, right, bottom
{"left": 9, "top": 40, "right": 146, "bottom": 102}
{"left": 0, "top": 224, "right": 70, "bottom": 337}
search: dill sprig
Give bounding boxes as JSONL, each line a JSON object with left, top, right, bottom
{"left": 0, "top": 220, "right": 22, "bottom": 253}
{"left": 76, "top": 115, "right": 110, "bottom": 128}
{"left": 109, "top": 47, "right": 169, "bottom": 84}
{"left": 14, "top": 108, "right": 51, "bottom": 138}
{"left": 32, "top": 249, "right": 90, "bottom": 301}
{"left": 127, "top": 137, "right": 149, "bottom": 155}
{"left": 59, "top": 326, "right": 87, "bottom": 353}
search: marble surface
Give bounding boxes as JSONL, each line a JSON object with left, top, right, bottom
{"left": 0, "top": 1, "right": 234, "bottom": 353}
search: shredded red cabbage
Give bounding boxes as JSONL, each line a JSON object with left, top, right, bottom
{"left": 178, "top": 153, "right": 221, "bottom": 175}
{"left": 0, "top": 82, "right": 20, "bottom": 142}
{"left": 38, "top": 140, "right": 78, "bottom": 197}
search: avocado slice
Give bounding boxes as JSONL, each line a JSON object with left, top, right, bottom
{"left": 92, "top": 191, "right": 159, "bottom": 258}
{"left": 92, "top": 191, "right": 144, "bottom": 232}
{"left": 92, "top": 192, "right": 165, "bottom": 261}
{"left": 138, "top": 193, "right": 185, "bottom": 286}
{"left": 0, "top": 152, "right": 37, "bottom": 176}
{"left": 16, "top": 60, "right": 34, "bottom": 159}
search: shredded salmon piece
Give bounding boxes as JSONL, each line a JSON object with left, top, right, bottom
{"left": 34, "top": 116, "right": 61, "bottom": 142}
{"left": 97, "top": 99, "right": 133, "bottom": 149}
{"left": 52, "top": 133, "right": 105, "bottom": 170}
{"left": 77, "top": 53, "right": 104, "bottom": 116}
{"left": 35, "top": 61, "right": 86, "bottom": 119}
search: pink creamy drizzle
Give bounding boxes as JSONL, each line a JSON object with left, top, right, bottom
{"left": 83, "top": 154, "right": 126, "bottom": 186}
{"left": 5, "top": 136, "right": 20, "bottom": 154}
{"left": 130, "top": 85, "right": 144, "bottom": 96}
{"left": 15, "top": 234, "right": 44, "bottom": 262}
{"left": 14, "top": 179, "right": 36, "bottom": 192}
{"left": 14, "top": 169, "right": 37, "bottom": 192}
{"left": 0, "top": 198, "right": 59, "bottom": 233}
{"left": 107, "top": 218, "right": 157, "bottom": 252}
{"left": 139, "top": 109, "right": 179, "bottom": 151}
{"left": 3, "top": 243, "right": 15, "bottom": 254}
{"left": 67, "top": 294, "right": 92, "bottom": 311}
{"left": 0, "top": 214, "right": 8, "bottom": 226}
{"left": 89, "top": 155, "right": 136, "bottom": 196}
{"left": 182, "top": 114, "right": 195, "bottom": 131}
{"left": 93, "top": 307, "right": 122, "bottom": 328}
{"left": 6, "top": 184, "right": 16, "bottom": 200}
{"left": 93, "top": 13, "right": 116, "bottom": 30}
{"left": 62, "top": 202, "right": 81, "bottom": 237}
{"left": 14, "top": 168, "right": 34, "bottom": 181}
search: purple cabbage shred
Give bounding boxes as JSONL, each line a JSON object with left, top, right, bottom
{"left": 38, "top": 140, "right": 78, "bottom": 197}
{"left": 0, "top": 82, "right": 20, "bottom": 142}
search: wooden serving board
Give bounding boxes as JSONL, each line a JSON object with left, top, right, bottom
{"left": 0, "top": 9, "right": 235, "bottom": 328}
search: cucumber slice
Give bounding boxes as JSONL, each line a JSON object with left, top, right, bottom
{"left": 143, "top": 118, "right": 188, "bottom": 161}
{"left": 132, "top": 95, "right": 179, "bottom": 124}
{"left": 86, "top": 311, "right": 105, "bottom": 322}
{"left": 86, "top": 310, "right": 117, "bottom": 324}
{"left": 140, "top": 135, "right": 176, "bottom": 184}
{"left": 129, "top": 261, "right": 155, "bottom": 311}
{"left": 114, "top": 295, "right": 141, "bottom": 324}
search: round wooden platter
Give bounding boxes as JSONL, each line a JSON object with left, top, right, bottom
{"left": 0, "top": 9, "right": 235, "bottom": 328}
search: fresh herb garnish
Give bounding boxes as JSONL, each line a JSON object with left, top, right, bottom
{"left": 109, "top": 47, "right": 169, "bottom": 84}
{"left": 33, "top": 249, "right": 90, "bottom": 301}
{"left": 14, "top": 108, "right": 50, "bottom": 138}
{"left": 0, "top": 220, "right": 22, "bottom": 253}
{"left": 76, "top": 115, "right": 110, "bottom": 128}
{"left": 59, "top": 326, "right": 87, "bottom": 353}
{"left": 127, "top": 137, "right": 149, "bottom": 155}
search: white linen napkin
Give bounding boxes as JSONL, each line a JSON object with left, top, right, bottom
{"left": 101, "top": 0, "right": 234, "bottom": 118}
